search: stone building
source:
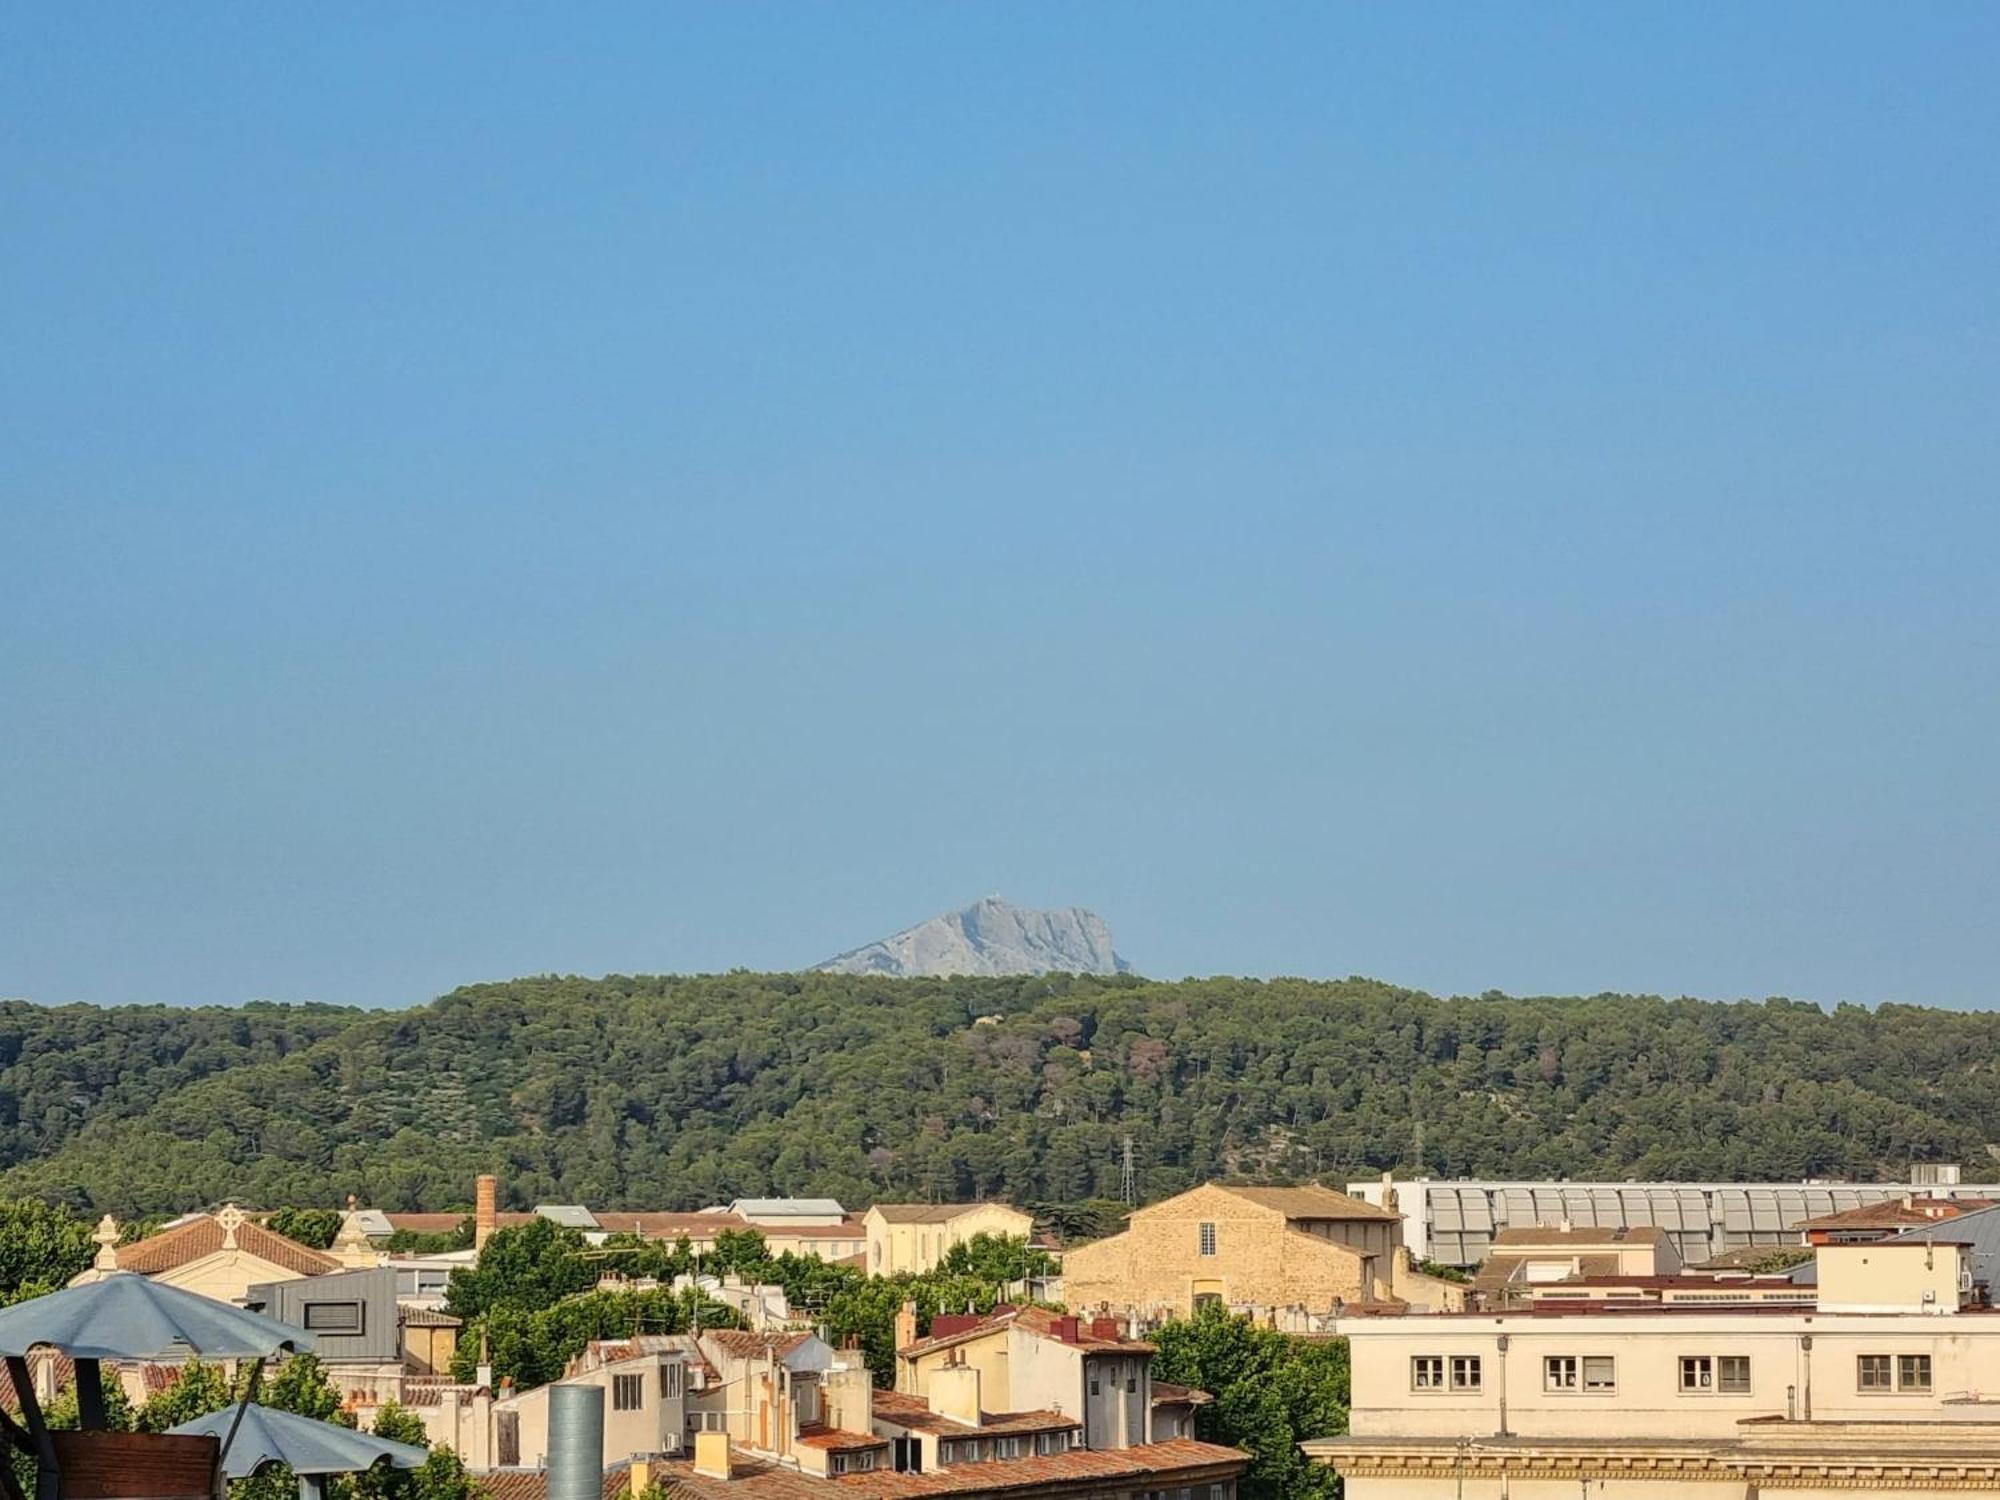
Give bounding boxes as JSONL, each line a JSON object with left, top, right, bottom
{"left": 1059, "top": 1182, "right": 1463, "bottom": 1318}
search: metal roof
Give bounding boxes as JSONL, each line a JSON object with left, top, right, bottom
{"left": 167, "top": 1404, "right": 429, "bottom": 1478}
{"left": 0, "top": 1274, "right": 315, "bottom": 1361}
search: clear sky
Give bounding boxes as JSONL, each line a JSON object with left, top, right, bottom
{"left": 3, "top": 6, "right": 1995, "bottom": 1011}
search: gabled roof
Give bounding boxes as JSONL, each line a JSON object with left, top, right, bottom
{"left": 114, "top": 1215, "right": 341, "bottom": 1278}
{"left": 728, "top": 1199, "right": 847, "bottom": 1218}
{"left": 896, "top": 1305, "right": 1153, "bottom": 1360}
{"left": 1207, "top": 1184, "right": 1401, "bottom": 1222}
{"left": 866, "top": 1203, "right": 1029, "bottom": 1225}
{"left": 701, "top": 1330, "right": 814, "bottom": 1362}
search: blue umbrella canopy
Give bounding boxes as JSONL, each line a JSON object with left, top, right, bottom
{"left": 166, "top": 1406, "right": 428, "bottom": 1479}
{"left": 0, "top": 1274, "right": 316, "bottom": 1361}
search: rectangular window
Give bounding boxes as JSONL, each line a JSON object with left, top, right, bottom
{"left": 1450, "top": 1356, "right": 1481, "bottom": 1391}
{"left": 660, "top": 1363, "right": 681, "bottom": 1397}
{"left": 1199, "top": 1222, "right": 1217, "bottom": 1256}
{"left": 1089, "top": 1377, "right": 1100, "bottom": 1396}
{"left": 1679, "top": 1356, "right": 1713, "bottom": 1392}
{"left": 1547, "top": 1356, "right": 1613, "bottom": 1392}
{"left": 1899, "top": 1355, "right": 1933, "bottom": 1393}
{"left": 995, "top": 1438, "right": 1024, "bottom": 1459}
{"left": 613, "top": 1373, "right": 644, "bottom": 1411}
{"left": 302, "top": 1301, "right": 363, "bottom": 1334}
{"left": 1126, "top": 1374, "right": 1137, "bottom": 1393}
{"left": 1411, "top": 1356, "right": 1445, "bottom": 1390}
{"left": 1718, "top": 1356, "right": 1750, "bottom": 1394}
{"left": 1858, "top": 1355, "right": 1893, "bottom": 1391}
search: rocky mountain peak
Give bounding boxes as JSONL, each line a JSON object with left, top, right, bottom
{"left": 810, "top": 897, "right": 1130, "bottom": 979}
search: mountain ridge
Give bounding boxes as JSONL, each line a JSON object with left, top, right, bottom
{"left": 810, "top": 897, "right": 1131, "bottom": 978}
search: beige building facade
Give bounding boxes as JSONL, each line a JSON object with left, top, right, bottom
{"left": 1306, "top": 1240, "right": 2000, "bottom": 1499}
{"left": 1061, "top": 1182, "right": 1462, "bottom": 1318}
{"left": 863, "top": 1203, "right": 1037, "bottom": 1277}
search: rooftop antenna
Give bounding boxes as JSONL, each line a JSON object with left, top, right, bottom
{"left": 1121, "top": 1136, "right": 1137, "bottom": 1207}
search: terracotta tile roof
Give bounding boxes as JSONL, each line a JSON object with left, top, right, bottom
{"left": 836, "top": 1439, "right": 1248, "bottom": 1497}
{"left": 702, "top": 1331, "right": 812, "bottom": 1361}
{"left": 796, "top": 1426, "right": 891, "bottom": 1453}
{"left": 0, "top": 1353, "right": 75, "bottom": 1412}
{"left": 759, "top": 1219, "right": 866, "bottom": 1244}
{"left": 114, "top": 1215, "right": 340, "bottom": 1278}
{"left": 382, "top": 1212, "right": 533, "bottom": 1236}
{"left": 1793, "top": 1199, "right": 1994, "bottom": 1231}
{"left": 389, "top": 1381, "right": 486, "bottom": 1407}
{"left": 477, "top": 1466, "right": 633, "bottom": 1500}
{"left": 865, "top": 1205, "right": 1024, "bottom": 1226}
{"left": 867, "top": 1390, "right": 977, "bottom": 1435}
{"left": 897, "top": 1305, "right": 1153, "bottom": 1360}
{"left": 638, "top": 1439, "right": 1247, "bottom": 1500}
{"left": 1211, "top": 1185, "right": 1402, "bottom": 1222}
{"left": 1148, "top": 1382, "right": 1213, "bottom": 1407}
{"left": 962, "top": 1411, "right": 1079, "bottom": 1437}
{"left": 398, "top": 1307, "right": 462, "bottom": 1328}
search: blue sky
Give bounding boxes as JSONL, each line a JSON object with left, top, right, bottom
{"left": 3, "top": 5, "right": 1995, "bottom": 1010}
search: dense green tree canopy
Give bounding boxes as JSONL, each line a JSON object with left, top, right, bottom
{"left": 0, "top": 1197, "right": 96, "bottom": 1302}
{"left": 0, "top": 975, "right": 1992, "bottom": 1214}
{"left": 1152, "top": 1307, "right": 1349, "bottom": 1500}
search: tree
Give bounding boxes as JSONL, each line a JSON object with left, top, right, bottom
{"left": 135, "top": 1360, "right": 234, "bottom": 1431}
{"left": 265, "top": 1208, "right": 344, "bottom": 1250}
{"left": 0, "top": 1198, "right": 94, "bottom": 1304}
{"left": 1151, "top": 1306, "right": 1347, "bottom": 1500}
{"left": 938, "top": 1232, "right": 1053, "bottom": 1284}
{"left": 369, "top": 1403, "right": 429, "bottom": 1446}
{"left": 258, "top": 1354, "right": 345, "bottom": 1422}
{"left": 445, "top": 1218, "right": 597, "bottom": 1320}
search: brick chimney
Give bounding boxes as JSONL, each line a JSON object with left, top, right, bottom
{"left": 894, "top": 1300, "right": 919, "bottom": 1352}
{"left": 475, "top": 1173, "right": 499, "bottom": 1250}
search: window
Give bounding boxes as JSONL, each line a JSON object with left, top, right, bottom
{"left": 1682, "top": 1355, "right": 1750, "bottom": 1394}
{"left": 830, "top": 1453, "right": 877, "bottom": 1476}
{"left": 612, "top": 1373, "right": 644, "bottom": 1411}
{"left": 1544, "top": 1355, "right": 1614, "bottom": 1393}
{"left": 301, "top": 1301, "right": 363, "bottom": 1334}
{"left": 1198, "top": 1222, "right": 1217, "bottom": 1256}
{"left": 995, "top": 1438, "right": 1024, "bottom": 1459}
{"left": 659, "top": 1363, "right": 681, "bottom": 1397}
{"left": 1090, "top": 1377, "right": 1100, "bottom": 1396}
{"left": 1858, "top": 1353, "right": 1934, "bottom": 1394}
{"left": 1126, "top": 1374, "right": 1137, "bottom": 1393}
{"left": 1451, "top": 1356, "right": 1482, "bottom": 1391}
{"left": 1411, "top": 1356, "right": 1445, "bottom": 1390}
{"left": 496, "top": 1413, "right": 520, "bottom": 1468}
{"left": 1192, "top": 1292, "right": 1223, "bottom": 1310}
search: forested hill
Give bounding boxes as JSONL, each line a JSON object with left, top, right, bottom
{"left": 1, "top": 974, "right": 1996, "bottom": 1215}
